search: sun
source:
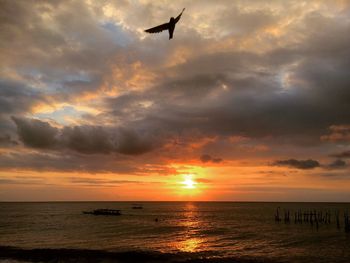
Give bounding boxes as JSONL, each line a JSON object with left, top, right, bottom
{"left": 182, "top": 177, "right": 197, "bottom": 189}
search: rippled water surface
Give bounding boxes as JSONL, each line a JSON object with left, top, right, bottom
{"left": 0, "top": 202, "right": 350, "bottom": 262}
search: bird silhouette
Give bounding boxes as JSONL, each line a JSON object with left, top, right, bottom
{"left": 145, "top": 8, "right": 185, "bottom": 40}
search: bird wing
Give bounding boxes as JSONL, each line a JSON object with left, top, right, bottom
{"left": 145, "top": 22, "right": 169, "bottom": 34}
{"left": 174, "top": 8, "right": 185, "bottom": 23}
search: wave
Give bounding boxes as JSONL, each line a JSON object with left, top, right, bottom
{"left": 0, "top": 246, "right": 280, "bottom": 263}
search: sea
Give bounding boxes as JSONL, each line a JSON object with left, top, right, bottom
{"left": 0, "top": 202, "right": 349, "bottom": 262}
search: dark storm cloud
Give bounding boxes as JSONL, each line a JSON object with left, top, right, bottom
{"left": 0, "top": 71, "right": 51, "bottom": 145}
{"left": 12, "top": 117, "right": 59, "bottom": 149}
{"left": 12, "top": 117, "right": 158, "bottom": 155}
{"left": 327, "top": 159, "right": 347, "bottom": 169}
{"left": 116, "top": 128, "right": 155, "bottom": 155}
{"left": 200, "top": 154, "right": 222, "bottom": 163}
{"left": 61, "top": 126, "right": 115, "bottom": 154}
{"left": 273, "top": 158, "right": 347, "bottom": 171}
{"left": 274, "top": 159, "right": 320, "bottom": 170}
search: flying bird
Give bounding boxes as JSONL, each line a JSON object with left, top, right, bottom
{"left": 145, "top": 8, "right": 185, "bottom": 40}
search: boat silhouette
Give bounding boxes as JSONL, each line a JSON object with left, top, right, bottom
{"left": 83, "top": 209, "right": 121, "bottom": 216}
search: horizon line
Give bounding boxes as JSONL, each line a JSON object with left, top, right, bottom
{"left": 1, "top": 200, "right": 350, "bottom": 203}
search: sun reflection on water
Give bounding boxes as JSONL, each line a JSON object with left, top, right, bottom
{"left": 169, "top": 202, "right": 207, "bottom": 253}
{"left": 178, "top": 237, "right": 203, "bottom": 252}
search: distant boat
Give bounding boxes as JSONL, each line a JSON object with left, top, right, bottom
{"left": 83, "top": 209, "right": 121, "bottom": 216}
{"left": 132, "top": 204, "right": 143, "bottom": 209}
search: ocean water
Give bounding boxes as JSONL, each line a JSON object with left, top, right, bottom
{"left": 0, "top": 202, "right": 350, "bottom": 262}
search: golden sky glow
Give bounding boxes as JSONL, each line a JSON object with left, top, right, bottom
{"left": 1, "top": 0, "right": 350, "bottom": 201}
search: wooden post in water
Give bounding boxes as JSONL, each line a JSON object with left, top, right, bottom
{"left": 283, "top": 209, "right": 289, "bottom": 223}
{"left": 345, "top": 211, "right": 350, "bottom": 233}
{"left": 275, "top": 207, "right": 281, "bottom": 222}
{"left": 336, "top": 210, "right": 340, "bottom": 230}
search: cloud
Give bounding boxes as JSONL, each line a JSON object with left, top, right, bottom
{"left": 0, "top": 149, "right": 181, "bottom": 175}
{"left": 0, "top": 80, "right": 47, "bottom": 137}
{"left": 61, "top": 126, "right": 115, "bottom": 154}
{"left": 327, "top": 159, "right": 347, "bottom": 169}
{"left": 0, "top": 151, "right": 137, "bottom": 173}
{"left": 0, "top": 80, "right": 43, "bottom": 115}
{"left": 274, "top": 159, "right": 320, "bottom": 170}
{"left": 0, "top": 177, "right": 46, "bottom": 185}
{"left": 11, "top": 117, "right": 157, "bottom": 155}
{"left": 68, "top": 177, "right": 147, "bottom": 186}
{"left": 3, "top": 0, "right": 350, "bottom": 145}
{"left": 321, "top": 125, "right": 350, "bottom": 142}
{"left": 1, "top": 0, "right": 350, "bottom": 181}
{"left": 12, "top": 117, "right": 59, "bottom": 149}
{"left": 116, "top": 128, "right": 155, "bottom": 155}
{"left": 273, "top": 158, "right": 347, "bottom": 171}
{"left": 200, "top": 154, "right": 222, "bottom": 163}
{"left": 196, "top": 178, "right": 212, "bottom": 183}
{"left": 0, "top": 134, "right": 18, "bottom": 146}
{"left": 330, "top": 150, "right": 350, "bottom": 159}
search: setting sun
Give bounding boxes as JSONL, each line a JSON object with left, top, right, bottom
{"left": 182, "top": 177, "right": 197, "bottom": 189}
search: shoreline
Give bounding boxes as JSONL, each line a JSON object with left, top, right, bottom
{"left": 0, "top": 246, "right": 279, "bottom": 263}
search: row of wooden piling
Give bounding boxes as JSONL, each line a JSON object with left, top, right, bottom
{"left": 345, "top": 211, "right": 350, "bottom": 232}
{"left": 274, "top": 207, "right": 350, "bottom": 233}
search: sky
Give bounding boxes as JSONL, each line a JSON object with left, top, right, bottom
{"left": 1, "top": 0, "right": 350, "bottom": 201}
